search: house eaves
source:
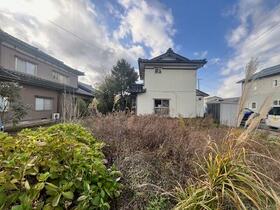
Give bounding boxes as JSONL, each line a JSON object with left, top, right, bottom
{"left": 196, "top": 89, "right": 209, "bottom": 97}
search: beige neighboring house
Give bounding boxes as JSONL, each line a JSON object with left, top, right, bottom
{"left": 238, "top": 64, "right": 280, "bottom": 112}
{"left": 0, "top": 30, "right": 94, "bottom": 124}
{"left": 130, "top": 48, "right": 208, "bottom": 117}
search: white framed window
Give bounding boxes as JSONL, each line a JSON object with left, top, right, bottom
{"left": 35, "top": 97, "right": 53, "bottom": 111}
{"left": 273, "top": 79, "right": 278, "bottom": 87}
{"left": 251, "top": 102, "right": 257, "bottom": 109}
{"left": 154, "top": 99, "right": 169, "bottom": 115}
{"left": 52, "top": 71, "right": 69, "bottom": 85}
{"left": 273, "top": 100, "right": 278, "bottom": 106}
{"left": 15, "top": 57, "right": 37, "bottom": 76}
{"left": 154, "top": 67, "right": 162, "bottom": 74}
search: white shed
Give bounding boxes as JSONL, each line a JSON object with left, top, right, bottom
{"left": 206, "top": 97, "right": 239, "bottom": 127}
{"left": 220, "top": 98, "right": 239, "bottom": 127}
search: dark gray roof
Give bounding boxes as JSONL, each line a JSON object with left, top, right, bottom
{"left": 0, "top": 30, "right": 84, "bottom": 76}
{"left": 78, "top": 82, "right": 95, "bottom": 92}
{"left": 138, "top": 48, "right": 207, "bottom": 80}
{"left": 237, "top": 64, "right": 280, "bottom": 83}
{"left": 75, "top": 88, "right": 94, "bottom": 97}
{"left": 196, "top": 89, "right": 209, "bottom": 97}
{"left": 77, "top": 82, "right": 94, "bottom": 98}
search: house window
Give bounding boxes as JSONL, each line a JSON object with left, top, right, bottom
{"left": 15, "top": 57, "right": 37, "bottom": 76}
{"left": 52, "top": 71, "right": 69, "bottom": 85}
{"left": 154, "top": 99, "right": 169, "bottom": 115}
{"left": 251, "top": 102, "right": 257, "bottom": 109}
{"left": 273, "top": 100, "right": 278, "bottom": 106}
{"left": 154, "top": 67, "right": 162, "bottom": 74}
{"left": 35, "top": 97, "right": 53, "bottom": 111}
{"left": 273, "top": 79, "right": 278, "bottom": 87}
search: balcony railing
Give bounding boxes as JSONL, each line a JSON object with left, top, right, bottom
{"left": 154, "top": 107, "right": 169, "bottom": 115}
{"left": 128, "top": 84, "right": 146, "bottom": 93}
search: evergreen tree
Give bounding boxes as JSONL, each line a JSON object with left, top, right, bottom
{"left": 111, "top": 59, "right": 138, "bottom": 110}
{"left": 95, "top": 59, "right": 138, "bottom": 113}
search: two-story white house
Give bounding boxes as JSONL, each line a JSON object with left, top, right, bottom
{"left": 238, "top": 64, "right": 280, "bottom": 112}
{"left": 130, "top": 48, "right": 208, "bottom": 118}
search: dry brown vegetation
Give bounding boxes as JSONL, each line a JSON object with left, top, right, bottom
{"left": 82, "top": 114, "right": 280, "bottom": 209}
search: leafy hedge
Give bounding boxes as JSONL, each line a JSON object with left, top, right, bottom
{"left": 0, "top": 124, "right": 121, "bottom": 210}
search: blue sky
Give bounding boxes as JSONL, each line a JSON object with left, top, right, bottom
{"left": 1, "top": 0, "right": 280, "bottom": 97}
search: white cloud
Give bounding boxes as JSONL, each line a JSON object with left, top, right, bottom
{"left": 114, "top": 0, "right": 175, "bottom": 57}
{"left": 227, "top": 24, "right": 247, "bottom": 46}
{"left": 209, "top": 57, "right": 221, "bottom": 65}
{"left": 194, "top": 50, "right": 208, "bottom": 58}
{"left": 0, "top": 0, "right": 174, "bottom": 85}
{"left": 216, "top": 0, "right": 280, "bottom": 97}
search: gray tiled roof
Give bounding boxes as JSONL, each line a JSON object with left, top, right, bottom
{"left": 237, "top": 64, "right": 280, "bottom": 83}
{"left": 77, "top": 82, "right": 94, "bottom": 97}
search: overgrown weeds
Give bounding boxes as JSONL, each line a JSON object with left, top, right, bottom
{"left": 175, "top": 141, "right": 277, "bottom": 209}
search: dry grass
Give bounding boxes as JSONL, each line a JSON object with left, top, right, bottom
{"left": 82, "top": 114, "right": 280, "bottom": 209}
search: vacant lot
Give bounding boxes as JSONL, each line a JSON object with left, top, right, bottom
{"left": 83, "top": 114, "right": 280, "bottom": 209}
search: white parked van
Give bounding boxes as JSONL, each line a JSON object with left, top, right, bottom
{"left": 266, "top": 107, "right": 280, "bottom": 129}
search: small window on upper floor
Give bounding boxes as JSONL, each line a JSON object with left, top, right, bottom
{"left": 15, "top": 57, "right": 37, "bottom": 76}
{"left": 251, "top": 102, "right": 257, "bottom": 109}
{"left": 273, "top": 79, "right": 278, "bottom": 87}
{"left": 273, "top": 100, "right": 278, "bottom": 106}
{"left": 154, "top": 67, "right": 162, "bottom": 74}
{"left": 52, "top": 71, "right": 69, "bottom": 85}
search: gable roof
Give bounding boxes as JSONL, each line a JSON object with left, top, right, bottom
{"left": 0, "top": 30, "right": 84, "bottom": 76}
{"left": 138, "top": 48, "right": 207, "bottom": 79}
{"left": 237, "top": 64, "right": 280, "bottom": 83}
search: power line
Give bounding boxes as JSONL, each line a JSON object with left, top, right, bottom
{"left": 248, "top": 21, "right": 280, "bottom": 47}
{"left": 47, "top": 20, "right": 110, "bottom": 76}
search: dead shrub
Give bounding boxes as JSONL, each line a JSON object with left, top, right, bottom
{"left": 82, "top": 114, "right": 231, "bottom": 209}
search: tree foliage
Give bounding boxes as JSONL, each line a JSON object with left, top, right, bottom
{"left": 95, "top": 59, "right": 138, "bottom": 113}
{"left": 0, "top": 82, "right": 28, "bottom": 125}
{"left": 95, "top": 76, "right": 115, "bottom": 114}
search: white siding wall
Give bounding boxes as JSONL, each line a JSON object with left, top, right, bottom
{"left": 245, "top": 75, "right": 280, "bottom": 112}
{"left": 137, "top": 68, "right": 198, "bottom": 117}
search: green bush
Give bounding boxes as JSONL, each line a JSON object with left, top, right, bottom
{"left": 0, "top": 123, "right": 121, "bottom": 210}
